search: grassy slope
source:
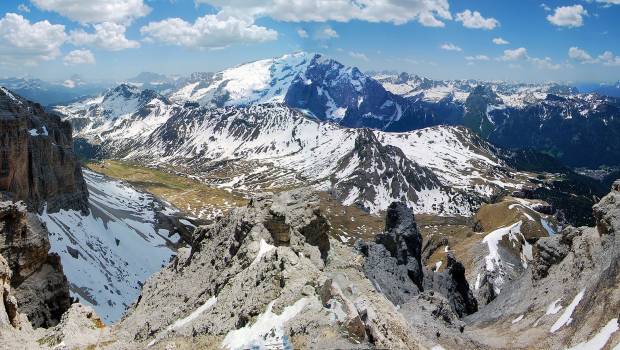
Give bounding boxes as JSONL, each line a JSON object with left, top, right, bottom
{"left": 86, "top": 160, "right": 247, "bottom": 220}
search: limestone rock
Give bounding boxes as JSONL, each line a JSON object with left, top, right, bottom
{"left": 0, "top": 201, "right": 71, "bottom": 328}
{"left": 0, "top": 87, "right": 88, "bottom": 213}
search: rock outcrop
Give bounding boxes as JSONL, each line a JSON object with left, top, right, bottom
{"left": 0, "top": 201, "right": 71, "bottom": 328}
{"left": 360, "top": 201, "right": 478, "bottom": 320}
{"left": 0, "top": 87, "right": 88, "bottom": 213}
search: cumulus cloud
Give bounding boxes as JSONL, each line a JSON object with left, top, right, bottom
{"left": 63, "top": 49, "right": 95, "bottom": 65}
{"left": 497, "top": 47, "right": 562, "bottom": 69}
{"left": 196, "top": 0, "right": 453, "bottom": 27}
{"left": 140, "top": 14, "right": 278, "bottom": 50}
{"left": 492, "top": 37, "right": 509, "bottom": 45}
{"left": 317, "top": 27, "right": 339, "bottom": 39}
{"left": 465, "top": 55, "right": 490, "bottom": 61}
{"left": 31, "top": 0, "right": 151, "bottom": 24}
{"left": 547, "top": 5, "right": 587, "bottom": 27}
{"left": 500, "top": 47, "right": 528, "bottom": 61}
{"left": 297, "top": 28, "right": 308, "bottom": 38}
{"left": 598, "top": 51, "right": 620, "bottom": 66}
{"left": 568, "top": 46, "right": 594, "bottom": 62}
{"left": 567, "top": 46, "right": 620, "bottom": 65}
{"left": 455, "top": 10, "right": 499, "bottom": 30}
{"left": 596, "top": 0, "right": 620, "bottom": 5}
{"left": 440, "top": 43, "right": 462, "bottom": 51}
{"left": 0, "top": 13, "right": 66, "bottom": 65}
{"left": 17, "top": 4, "right": 30, "bottom": 13}
{"left": 349, "top": 51, "right": 369, "bottom": 61}
{"left": 70, "top": 22, "right": 139, "bottom": 51}
{"left": 529, "top": 56, "right": 561, "bottom": 70}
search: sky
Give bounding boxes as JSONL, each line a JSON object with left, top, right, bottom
{"left": 0, "top": 0, "right": 619, "bottom": 83}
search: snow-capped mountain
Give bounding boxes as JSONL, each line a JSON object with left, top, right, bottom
{"left": 373, "top": 72, "right": 620, "bottom": 167}
{"left": 56, "top": 90, "right": 524, "bottom": 216}
{"left": 373, "top": 72, "right": 577, "bottom": 106}
{"left": 55, "top": 52, "right": 620, "bottom": 169}
{"left": 168, "top": 52, "right": 404, "bottom": 126}
{"left": 55, "top": 84, "right": 180, "bottom": 148}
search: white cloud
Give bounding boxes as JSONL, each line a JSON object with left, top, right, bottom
{"left": 63, "top": 49, "right": 95, "bottom": 65}
{"left": 349, "top": 51, "right": 369, "bottom": 61}
{"left": 440, "top": 43, "right": 462, "bottom": 52}
{"left": 317, "top": 27, "right": 339, "bottom": 39}
{"left": 62, "top": 79, "right": 76, "bottom": 88}
{"left": 297, "top": 28, "right": 308, "bottom": 38}
{"left": 547, "top": 5, "right": 587, "bottom": 28}
{"left": 529, "top": 56, "right": 561, "bottom": 70}
{"left": 455, "top": 10, "right": 499, "bottom": 30}
{"left": 70, "top": 22, "right": 139, "bottom": 51}
{"left": 541, "top": 3, "right": 551, "bottom": 11}
{"left": 140, "top": 14, "right": 278, "bottom": 50}
{"left": 497, "top": 46, "right": 562, "bottom": 69}
{"left": 0, "top": 13, "right": 66, "bottom": 65}
{"left": 596, "top": 0, "right": 620, "bottom": 5}
{"left": 598, "top": 51, "right": 620, "bottom": 66}
{"left": 31, "top": 0, "right": 151, "bottom": 24}
{"left": 492, "top": 37, "right": 509, "bottom": 45}
{"left": 465, "top": 55, "right": 490, "bottom": 61}
{"left": 567, "top": 47, "right": 620, "bottom": 65}
{"left": 500, "top": 47, "right": 528, "bottom": 61}
{"left": 196, "top": 0, "right": 453, "bottom": 27}
{"left": 17, "top": 4, "right": 30, "bottom": 13}
{"left": 568, "top": 46, "right": 594, "bottom": 62}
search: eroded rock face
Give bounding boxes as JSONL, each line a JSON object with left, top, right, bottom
{"left": 114, "top": 189, "right": 438, "bottom": 349}
{"left": 360, "top": 201, "right": 478, "bottom": 319}
{"left": 0, "top": 253, "right": 20, "bottom": 328}
{"left": 0, "top": 87, "right": 88, "bottom": 213}
{"left": 0, "top": 201, "right": 70, "bottom": 328}
{"left": 593, "top": 180, "right": 620, "bottom": 236}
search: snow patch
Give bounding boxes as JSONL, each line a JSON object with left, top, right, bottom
{"left": 252, "top": 239, "right": 276, "bottom": 265}
{"left": 222, "top": 298, "right": 309, "bottom": 350}
{"left": 566, "top": 318, "right": 619, "bottom": 350}
{"left": 546, "top": 298, "right": 563, "bottom": 315}
{"left": 550, "top": 289, "right": 585, "bottom": 333}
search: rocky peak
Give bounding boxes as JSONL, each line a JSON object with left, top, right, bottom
{"left": 360, "top": 202, "right": 478, "bottom": 319}
{"left": 105, "top": 83, "right": 140, "bottom": 100}
{"left": 377, "top": 202, "right": 423, "bottom": 288}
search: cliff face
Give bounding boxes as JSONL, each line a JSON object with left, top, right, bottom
{"left": 0, "top": 87, "right": 82, "bottom": 329}
{"left": 0, "top": 201, "right": 71, "bottom": 328}
{"left": 0, "top": 87, "right": 88, "bottom": 213}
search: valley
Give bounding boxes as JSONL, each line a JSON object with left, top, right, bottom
{"left": 86, "top": 160, "right": 247, "bottom": 221}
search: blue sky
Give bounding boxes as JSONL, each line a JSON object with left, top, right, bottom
{"left": 0, "top": 0, "right": 619, "bottom": 83}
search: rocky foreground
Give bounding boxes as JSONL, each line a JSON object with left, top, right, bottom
{"left": 1, "top": 180, "right": 619, "bottom": 349}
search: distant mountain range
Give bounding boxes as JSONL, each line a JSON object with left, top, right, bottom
{"left": 0, "top": 76, "right": 112, "bottom": 106}
{"left": 47, "top": 52, "right": 620, "bottom": 169}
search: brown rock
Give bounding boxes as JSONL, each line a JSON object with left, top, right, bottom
{"left": 0, "top": 87, "right": 88, "bottom": 213}
{"left": 0, "top": 201, "right": 71, "bottom": 328}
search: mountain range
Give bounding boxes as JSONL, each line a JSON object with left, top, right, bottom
{"left": 51, "top": 52, "right": 620, "bottom": 168}
{"left": 1, "top": 51, "right": 620, "bottom": 349}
